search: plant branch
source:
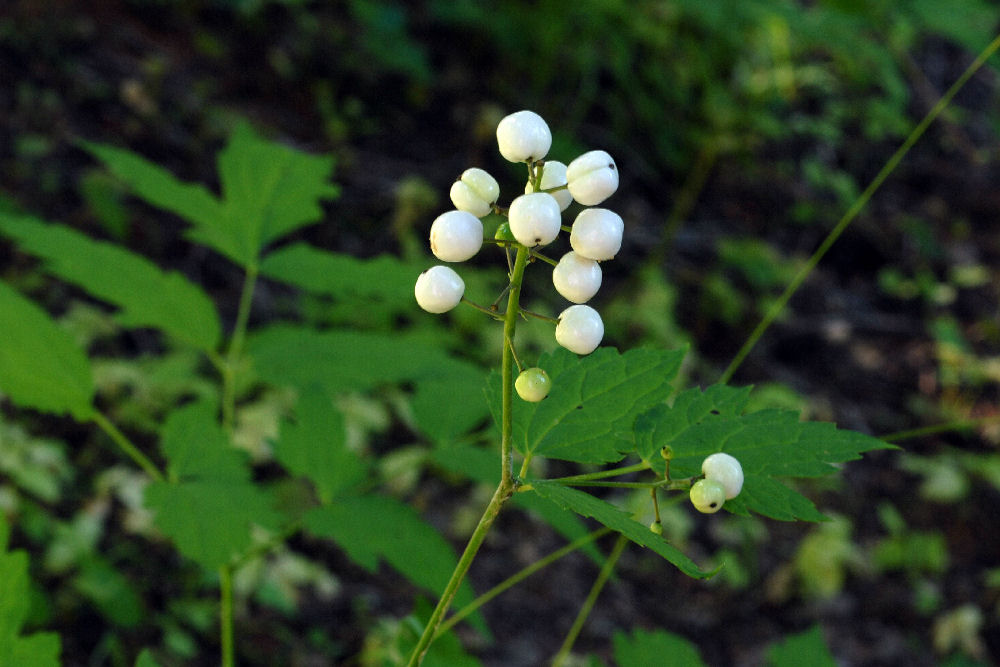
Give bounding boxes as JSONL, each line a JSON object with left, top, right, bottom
{"left": 221, "top": 264, "right": 259, "bottom": 432}
{"left": 91, "top": 411, "right": 164, "bottom": 482}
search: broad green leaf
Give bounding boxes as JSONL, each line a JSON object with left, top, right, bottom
{"left": 410, "top": 360, "right": 490, "bottom": 443}
{"left": 145, "top": 403, "right": 283, "bottom": 569}
{"left": 249, "top": 325, "right": 481, "bottom": 395}
{"left": 767, "top": 625, "right": 836, "bottom": 667}
{"left": 160, "top": 401, "right": 248, "bottom": 482}
{"left": 80, "top": 141, "right": 222, "bottom": 231}
{"left": 259, "top": 243, "right": 418, "bottom": 306}
{"left": 613, "top": 628, "right": 706, "bottom": 667}
{"left": 216, "top": 122, "right": 339, "bottom": 263}
{"left": 0, "top": 282, "right": 94, "bottom": 419}
{"left": 486, "top": 347, "right": 686, "bottom": 463}
{"left": 528, "top": 481, "right": 714, "bottom": 578}
{"left": 0, "top": 214, "right": 221, "bottom": 351}
{"left": 73, "top": 557, "right": 143, "bottom": 628}
{"left": 635, "top": 386, "right": 895, "bottom": 521}
{"left": 0, "top": 517, "right": 61, "bottom": 667}
{"left": 144, "top": 481, "right": 284, "bottom": 570}
{"left": 85, "top": 121, "right": 338, "bottom": 267}
{"left": 273, "top": 388, "right": 367, "bottom": 503}
{"left": 303, "top": 495, "right": 478, "bottom": 615}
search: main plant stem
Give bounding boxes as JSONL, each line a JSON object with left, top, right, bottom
{"left": 407, "top": 246, "right": 531, "bottom": 665}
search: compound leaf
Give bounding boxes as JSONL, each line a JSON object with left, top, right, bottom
{"left": 160, "top": 401, "right": 249, "bottom": 482}
{"left": 0, "top": 281, "right": 94, "bottom": 420}
{"left": 635, "top": 386, "right": 895, "bottom": 521}
{"left": 273, "top": 388, "right": 367, "bottom": 503}
{"left": 613, "top": 628, "right": 706, "bottom": 667}
{"left": 0, "top": 214, "right": 221, "bottom": 351}
{"left": 486, "top": 347, "right": 685, "bottom": 463}
{"left": 528, "top": 480, "right": 714, "bottom": 578}
{"left": 303, "top": 495, "right": 478, "bottom": 613}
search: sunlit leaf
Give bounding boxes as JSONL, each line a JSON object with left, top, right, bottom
{"left": 0, "top": 214, "right": 221, "bottom": 351}
{"left": 0, "top": 281, "right": 94, "bottom": 420}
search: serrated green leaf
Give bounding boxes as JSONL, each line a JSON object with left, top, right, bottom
{"left": 635, "top": 385, "right": 895, "bottom": 521}
{"left": 528, "top": 481, "right": 714, "bottom": 578}
{"left": 249, "top": 325, "right": 481, "bottom": 396}
{"left": 613, "top": 628, "right": 706, "bottom": 667}
{"left": 160, "top": 401, "right": 249, "bottom": 482}
{"left": 487, "top": 347, "right": 685, "bottom": 463}
{"left": 84, "top": 121, "right": 338, "bottom": 267}
{"left": 0, "top": 214, "right": 221, "bottom": 351}
{"left": 80, "top": 140, "right": 222, "bottom": 231}
{"left": 273, "top": 388, "right": 367, "bottom": 503}
{"left": 0, "top": 517, "right": 62, "bottom": 667}
{"left": 303, "top": 495, "right": 478, "bottom": 614}
{"left": 0, "top": 282, "right": 94, "bottom": 419}
{"left": 144, "top": 480, "right": 284, "bottom": 570}
{"left": 767, "top": 625, "right": 836, "bottom": 667}
{"left": 259, "top": 243, "right": 418, "bottom": 306}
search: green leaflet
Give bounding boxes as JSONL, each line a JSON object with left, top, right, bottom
{"left": 0, "top": 281, "right": 94, "bottom": 420}
{"left": 612, "top": 628, "right": 706, "bottom": 667}
{"left": 144, "top": 402, "right": 283, "bottom": 570}
{"left": 528, "top": 480, "right": 715, "bottom": 578}
{"left": 273, "top": 388, "right": 368, "bottom": 503}
{"left": 0, "top": 516, "right": 62, "bottom": 667}
{"left": 303, "top": 495, "right": 479, "bottom": 619}
{"left": 83, "top": 121, "right": 338, "bottom": 268}
{"left": 635, "top": 385, "right": 895, "bottom": 521}
{"left": 0, "top": 214, "right": 221, "bottom": 351}
{"left": 487, "top": 347, "right": 686, "bottom": 463}
{"left": 767, "top": 625, "right": 837, "bottom": 667}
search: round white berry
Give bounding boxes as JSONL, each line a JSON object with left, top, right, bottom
{"left": 415, "top": 266, "right": 465, "bottom": 313}
{"left": 701, "top": 452, "right": 744, "bottom": 499}
{"left": 555, "top": 305, "right": 604, "bottom": 355}
{"left": 552, "top": 251, "right": 602, "bottom": 304}
{"left": 566, "top": 150, "right": 618, "bottom": 205}
{"left": 508, "top": 192, "right": 561, "bottom": 247}
{"left": 515, "top": 367, "right": 551, "bottom": 402}
{"left": 689, "top": 479, "right": 726, "bottom": 514}
{"left": 430, "top": 210, "right": 483, "bottom": 262}
{"left": 450, "top": 168, "right": 500, "bottom": 218}
{"left": 570, "top": 208, "right": 623, "bottom": 261}
{"left": 496, "top": 110, "right": 552, "bottom": 163}
{"left": 525, "top": 160, "right": 572, "bottom": 211}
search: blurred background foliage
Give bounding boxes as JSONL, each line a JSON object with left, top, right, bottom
{"left": 1, "top": 0, "right": 999, "bottom": 665}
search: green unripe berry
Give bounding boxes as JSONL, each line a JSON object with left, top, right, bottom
{"left": 494, "top": 221, "right": 517, "bottom": 244}
{"left": 689, "top": 478, "right": 726, "bottom": 514}
{"left": 515, "top": 367, "right": 551, "bottom": 402}
{"left": 649, "top": 521, "right": 663, "bottom": 535}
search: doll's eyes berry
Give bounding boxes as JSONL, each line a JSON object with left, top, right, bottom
{"left": 689, "top": 478, "right": 726, "bottom": 514}
{"left": 515, "top": 367, "right": 551, "bottom": 402}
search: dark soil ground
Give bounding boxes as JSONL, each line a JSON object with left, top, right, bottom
{"left": 2, "top": 2, "right": 999, "bottom": 666}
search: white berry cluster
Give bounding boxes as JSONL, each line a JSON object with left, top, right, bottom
{"left": 689, "top": 452, "right": 744, "bottom": 513}
{"left": 415, "top": 110, "right": 622, "bottom": 371}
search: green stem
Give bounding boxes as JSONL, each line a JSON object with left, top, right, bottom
{"left": 435, "top": 528, "right": 613, "bottom": 639}
{"left": 719, "top": 31, "right": 1000, "bottom": 385}
{"left": 219, "top": 565, "right": 234, "bottom": 667}
{"left": 461, "top": 297, "right": 506, "bottom": 320}
{"left": 407, "top": 246, "right": 532, "bottom": 665}
{"left": 551, "top": 534, "right": 628, "bottom": 667}
{"left": 544, "top": 462, "right": 650, "bottom": 484}
{"left": 880, "top": 413, "right": 1000, "bottom": 443}
{"left": 222, "top": 264, "right": 259, "bottom": 432}
{"left": 91, "top": 411, "right": 164, "bottom": 482}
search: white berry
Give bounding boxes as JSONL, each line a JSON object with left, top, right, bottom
{"left": 515, "top": 367, "right": 551, "bottom": 402}
{"left": 525, "top": 160, "right": 572, "bottom": 211}
{"left": 555, "top": 305, "right": 604, "bottom": 355}
{"left": 415, "top": 266, "right": 465, "bottom": 313}
{"left": 552, "top": 251, "right": 602, "bottom": 304}
{"left": 430, "top": 210, "right": 483, "bottom": 262}
{"left": 566, "top": 150, "right": 618, "bottom": 205}
{"left": 689, "top": 479, "right": 726, "bottom": 514}
{"left": 508, "top": 192, "right": 561, "bottom": 247}
{"left": 450, "top": 168, "right": 500, "bottom": 218}
{"left": 496, "top": 110, "right": 552, "bottom": 163}
{"left": 701, "top": 452, "right": 744, "bottom": 499}
{"left": 570, "top": 208, "right": 623, "bottom": 261}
